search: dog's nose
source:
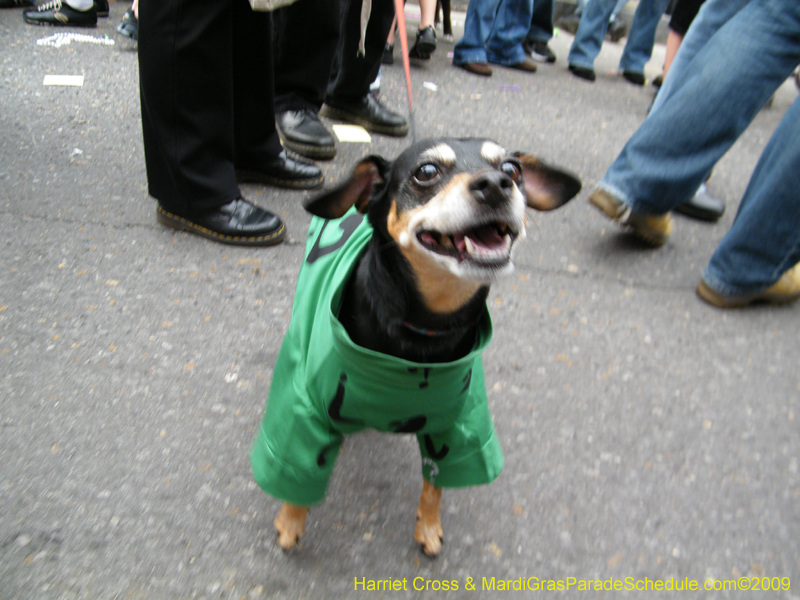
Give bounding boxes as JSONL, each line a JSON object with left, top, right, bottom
{"left": 469, "top": 171, "right": 514, "bottom": 207}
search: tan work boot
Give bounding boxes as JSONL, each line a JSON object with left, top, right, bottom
{"left": 696, "top": 263, "right": 800, "bottom": 308}
{"left": 589, "top": 188, "right": 673, "bottom": 247}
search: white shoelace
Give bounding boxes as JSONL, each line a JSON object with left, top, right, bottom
{"left": 36, "top": 0, "right": 62, "bottom": 11}
{"left": 37, "top": 33, "right": 114, "bottom": 48}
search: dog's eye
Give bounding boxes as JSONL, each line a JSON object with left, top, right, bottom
{"left": 501, "top": 161, "right": 522, "bottom": 182}
{"left": 414, "top": 163, "right": 440, "bottom": 184}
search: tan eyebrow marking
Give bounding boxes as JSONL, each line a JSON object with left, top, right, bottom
{"left": 481, "top": 141, "right": 507, "bottom": 164}
{"left": 420, "top": 144, "right": 457, "bottom": 166}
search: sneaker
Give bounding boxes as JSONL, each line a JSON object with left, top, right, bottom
{"left": 697, "top": 264, "right": 800, "bottom": 308}
{"left": 588, "top": 188, "right": 673, "bottom": 247}
{"left": 23, "top": 0, "right": 97, "bottom": 26}
{"left": 409, "top": 26, "right": 437, "bottom": 60}
{"left": 0, "top": 0, "right": 35, "bottom": 7}
{"left": 607, "top": 17, "right": 627, "bottom": 42}
{"left": 115, "top": 8, "right": 138, "bottom": 40}
{"left": 524, "top": 40, "right": 556, "bottom": 63}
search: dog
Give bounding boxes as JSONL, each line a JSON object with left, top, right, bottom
{"left": 249, "top": 138, "right": 581, "bottom": 557}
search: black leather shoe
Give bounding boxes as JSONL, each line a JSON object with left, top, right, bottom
{"left": 94, "top": 0, "right": 107, "bottom": 17}
{"left": 409, "top": 26, "right": 437, "bottom": 60}
{"left": 321, "top": 94, "right": 408, "bottom": 137}
{"left": 23, "top": 0, "right": 97, "bottom": 26}
{"left": 236, "top": 150, "right": 323, "bottom": 190}
{"left": 674, "top": 184, "right": 726, "bottom": 222}
{"left": 156, "top": 200, "right": 285, "bottom": 246}
{"left": 276, "top": 109, "right": 337, "bottom": 160}
{"left": 569, "top": 64, "right": 596, "bottom": 82}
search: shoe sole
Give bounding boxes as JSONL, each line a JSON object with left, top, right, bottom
{"left": 156, "top": 206, "right": 286, "bottom": 247}
{"left": 673, "top": 201, "right": 724, "bottom": 222}
{"left": 24, "top": 17, "right": 96, "bottom": 26}
{"left": 569, "top": 65, "right": 596, "bottom": 82}
{"left": 589, "top": 189, "right": 672, "bottom": 247}
{"left": 236, "top": 169, "right": 324, "bottom": 190}
{"left": 697, "top": 279, "right": 800, "bottom": 308}
{"left": 530, "top": 53, "right": 556, "bottom": 63}
{"left": 410, "top": 40, "right": 436, "bottom": 60}
{"left": 278, "top": 136, "right": 336, "bottom": 160}
{"left": 276, "top": 126, "right": 337, "bottom": 161}
{"left": 455, "top": 63, "right": 492, "bottom": 77}
{"left": 320, "top": 104, "right": 409, "bottom": 137}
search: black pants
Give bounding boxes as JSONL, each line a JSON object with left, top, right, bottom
{"left": 273, "top": 0, "right": 396, "bottom": 112}
{"left": 138, "top": 0, "right": 283, "bottom": 213}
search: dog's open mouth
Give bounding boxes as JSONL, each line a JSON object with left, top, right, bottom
{"left": 417, "top": 222, "right": 516, "bottom": 265}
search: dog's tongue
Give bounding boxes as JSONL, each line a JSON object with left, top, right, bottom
{"left": 454, "top": 224, "right": 505, "bottom": 253}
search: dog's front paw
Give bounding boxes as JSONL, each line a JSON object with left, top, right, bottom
{"left": 414, "top": 510, "right": 444, "bottom": 557}
{"left": 274, "top": 503, "right": 308, "bottom": 551}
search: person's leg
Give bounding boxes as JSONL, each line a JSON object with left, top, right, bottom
{"left": 597, "top": 0, "right": 800, "bottom": 218}
{"left": 485, "top": 0, "right": 534, "bottom": 66}
{"left": 702, "top": 98, "right": 800, "bottom": 296}
{"left": 567, "top": 0, "right": 617, "bottom": 71}
{"left": 138, "top": 0, "right": 240, "bottom": 213}
{"left": 610, "top": 0, "right": 627, "bottom": 18}
{"left": 453, "top": 0, "right": 503, "bottom": 66}
{"left": 524, "top": 0, "right": 556, "bottom": 62}
{"left": 411, "top": 0, "right": 439, "bottom": 59}
{"left": 323, "top": 0, "right": 408, "bottom": 136}
{"left": 526, "top": 0, "right": 554, "bottom": 43}
{"left": 650, "top": 0, "right": 748, "bottom": 114}
{"left": 618, "top": 0, "right": 670, "bottom": 79}
{"left": 662, "top": 0, "right": 705, "bottom": 77}
{"left": 231, "top": 0, "right": 283, "bottom": 171}
{"left": 273, "top": 0, "right": 340, "bottom": 113}
{"left": 327, "top": 0, "right": 395, "bottom": 101}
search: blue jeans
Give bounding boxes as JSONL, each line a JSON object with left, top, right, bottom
{"left": 598, "top": 0, "right": 800, "bottom": 295}
{"left": 567, "top": 0, "right": 669, "bottom": 75}
{"left": 453, "top": 0, "right": 533, "bottom": 66}
{"left": 650, "top": 0, "right": 749, "bottom": 115}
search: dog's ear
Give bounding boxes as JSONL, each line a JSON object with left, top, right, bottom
{"left": 513, "top": 152, "right": 582, "bottom": 212}
{"left": 304, "top": 156, "right": 391, "bottom": 219}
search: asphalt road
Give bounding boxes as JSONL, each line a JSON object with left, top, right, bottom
{"left": 1, "top": 3, "right": 799, "bottom": 599}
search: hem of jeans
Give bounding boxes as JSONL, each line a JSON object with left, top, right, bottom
{"left": 597, "top": 179, "right": 677, "bottom": 216}
{"left": 700, "top": 268, "right": 782, "bottom": 298}
{"left": 595, "top": 181, "right": 635, "bottom": 211}
{"left": 567, "top": 58, "right": 594, "bottom": 70}
{"left": 452, "top": 51, "right": 488, "bottom": 66}
{"left": 618, "top": 64, "right": 646, "bottom": 76}
{"left": 486, "top": 49, "right": 527, "bottom": 67}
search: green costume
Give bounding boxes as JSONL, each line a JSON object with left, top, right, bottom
{"left": 250, "top": 209, "right": 504, "bottom": 506}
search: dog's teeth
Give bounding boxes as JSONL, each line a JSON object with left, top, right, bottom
{"left": 465, "top": 234, "right": 512, "bottom": 259}
{"left": 464, "top": 237, "right": 476, "bottom": 255}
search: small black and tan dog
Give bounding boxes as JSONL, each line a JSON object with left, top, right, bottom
{"left": 251, "top": 138, "right": 580, "bottom": 556}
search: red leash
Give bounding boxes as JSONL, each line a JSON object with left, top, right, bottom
{"left": 392, "top": 0, "right": 416, "bottom": 140}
